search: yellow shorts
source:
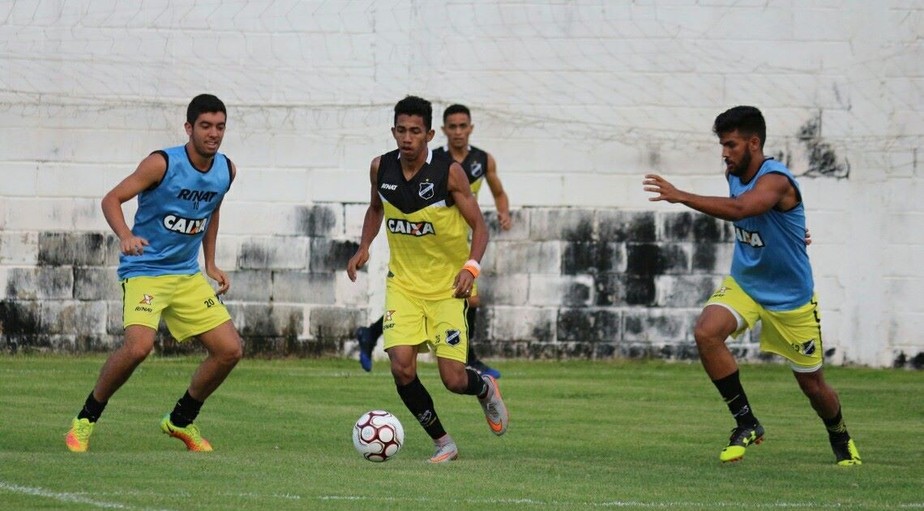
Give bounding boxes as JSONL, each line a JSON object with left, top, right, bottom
{"left": 122, "top": 273, "right": 231, "bottom": 341}
{"left": 706, "top": 276, "right": 824, "bottom": 371}
{"left": 383, "top": 283, "right": 468, "bottom": 363}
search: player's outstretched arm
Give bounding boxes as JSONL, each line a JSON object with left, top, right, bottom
{"left": 643, "top": 173, "right": 790, "bottom": 221}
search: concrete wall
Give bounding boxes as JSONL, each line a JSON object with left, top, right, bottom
{"left": 1, "top": 1, "right": 921, "bottom": 367}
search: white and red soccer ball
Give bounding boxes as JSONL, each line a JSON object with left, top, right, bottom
{"left": 352, "top": 410, "right": 404, "bottom": 462}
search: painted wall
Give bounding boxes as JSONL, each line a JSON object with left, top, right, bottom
{"left": 1, "top": 1, "right": 921, "bottom": 367}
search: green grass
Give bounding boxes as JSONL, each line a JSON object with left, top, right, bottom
{"left": 0, "top": 356, "right": 921, "bottom": 510}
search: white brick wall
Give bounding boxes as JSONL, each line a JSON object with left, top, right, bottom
{"left": 1, "top": 1, "right": 921, "bottom": 366}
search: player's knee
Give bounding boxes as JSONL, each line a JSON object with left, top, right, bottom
{"left": 225, "top": 339, "right": 244, "bottom": 364}
{"left": 693, "top": 325, "right": 723, "bottom": 350}
{"left": 440, "top": 373, "right": 468, "bottom": 394}
{"left": 214, "top": 335, "right": 243, "bottom": 366}
{"left": 795, "top": 371, "right": 831, "bottom": 400}
{"left": 442, "top": 380, "right": 466, "bottom": 394}
{"left": 390, "top": 365, "right": 416, "bottom": 386}
{"left": 121, "top": 337, "right": 155, "bottom": 361}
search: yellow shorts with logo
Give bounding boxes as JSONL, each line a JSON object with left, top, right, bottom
{"left": 383, "top": 283, "right": 468, "bottom": 363}
{"left": 122, "top": 273, "right": 231, "bottom": 342}
{"left": 706, "top": 276, "right": 823, "bottom": 371}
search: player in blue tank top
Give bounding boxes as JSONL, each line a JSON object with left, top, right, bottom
{"left": 728, "top": 158, "right": 814, "bottom": 309}
{"left": 66, "top": 94, "right": 244, "bottom": 454}
{"left": 117, "top": 144, "right": 231, "bottom": 279}
{"left": 643, "top": 106, "right": 860, "bottom": 466}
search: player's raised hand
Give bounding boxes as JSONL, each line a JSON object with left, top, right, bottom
{"left": 643, "top": 174, "right": 683, "bottom": 203}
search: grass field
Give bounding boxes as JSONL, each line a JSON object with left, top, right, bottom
{"left": 0, "top": 355, "right": 921, "bottom": 510}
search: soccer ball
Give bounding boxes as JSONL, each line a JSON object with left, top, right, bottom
{"left": 352, "top": 410, "right": 404, "bottom": 462}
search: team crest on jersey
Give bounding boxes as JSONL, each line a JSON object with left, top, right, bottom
{"left": 163, "top": 214, "right": 209, "bottom": 235}
{"left": 387, "top": 218, "right": 435, "bottom": 236}
{"left": 445, "top": 329, "right": 461, "bottom": 346}
{"left": 469, "top": 161, "right": 484, "bottom": 178}
{"left": 419, "top": 181, "right": 435, "bottom": 200}
{"left": 734, "top": 226, "right": 765, "bottom": 247}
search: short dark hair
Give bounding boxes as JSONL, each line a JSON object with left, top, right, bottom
{"left": 713, "top": 106, "right": 766, "bottom": 148}
{"left": 394, "top": 95, "right": 433, "bottom": 130}
{"left": 187, "top": 94, "right": 227, "bottom": 125}
{"left": 443, "top": 104, "right": 471, "bottom": 123}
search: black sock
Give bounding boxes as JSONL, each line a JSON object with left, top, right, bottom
{"left": 461, "top": 368, "right": 489, "bottom": 397}
{"left": 77, "top": 392, "right": 107, "bottom": 423}
{"left": 712, "top": 370, "right": 757, "bottom": 426}
{"left": 370, "top": 316, "right": 384, "bottom": 340}
{"left": 169, "top": 390, "right": 204, "bottom": 428}
{"left": 396, "top": 376, "right": 446, "bottom": 440}
{"left": 823, "top": 407, "right": 850, "bottom": 444}
{"left": 466, "top": 305, "right": 479, "bottom": 364}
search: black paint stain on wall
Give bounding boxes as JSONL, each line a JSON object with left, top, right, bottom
{"left": 626, "top": 244, "right": 687, "bottom": 277}
{"left": 0, "top": 300, "right": 41, "bottom": 350}
{"left": 894, "top": 351, "right": 924, "bottom": 369}
{"left": 624, "top": 276, "right": 655, "bottom": 306}
{"left": 797, "top": 113, "right": 849, "bottom": 179}
{"left": 310, "top": 239, "right": 359, "bottom": 272}
{"left": 38, "top": 232, "right": 108, "bottom": 266}
{"left": 5, "top": 267, "right": 73, "bottom": 300}
{"left": 562, "top": 242, "right": 616, "bottom": 275}
{"left": 692, "top": 215, "right": 727, "bottom": 242}
{"left": 626, "top": 244, "right": 660, "bottom": 276}
{"left": 238, "top": 243, "right": 269, "bottom": 268}
{"left": 628, "top": 213, "right": 656, "bottom": 242}
{"left": 561, "top": 280, "right": 592, "bottom": 307}
{"left": 562, "top": 218, "right": 594, "bottom": 242}
{"left": 662, "top": 212, "right": 693, "bottom": 241}
{"left": 692, "top": 244, "right": 717, "bottom": 272}
{"left": 530, "top": 320, "right": 553, "bottom": 343}
{"left": 599, "top": 211, "right": 655, "bottom": 243}
{"left": 557, "top": 309, "right": 620, "bottom": 343}
{"left": 296, "top": 205, "right": 338, "bottom": 237}
{"left": 593, "top": 274, "right": 622, "bottom": 306}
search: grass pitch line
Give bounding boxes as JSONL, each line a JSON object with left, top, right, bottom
{"left": 311, "top": 494, "right": 894, "bottom": 509}
{"left": 0, "top": 480, "right": 178, "bottom": 511}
